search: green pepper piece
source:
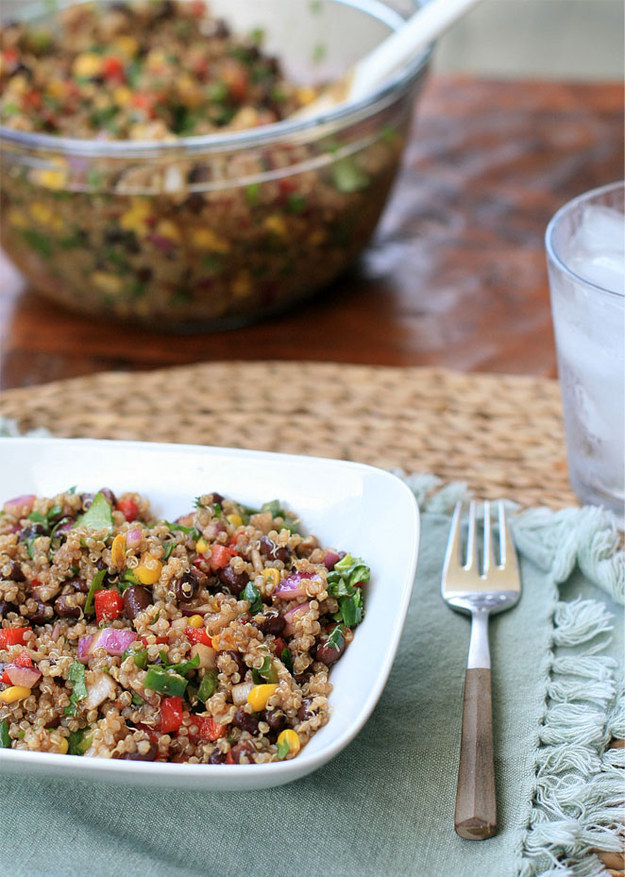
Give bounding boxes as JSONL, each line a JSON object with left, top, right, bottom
{"left": 0, "top": 720, "right": 11, "bottom": 748}
{"left": 197, "top": 669, "right": 219, "bottom": 703}
{"left": 144, "top": 667, "right": 188, "bottom": 697}
{"left": 68, "top": 728, "right": 92, "bottom": 756}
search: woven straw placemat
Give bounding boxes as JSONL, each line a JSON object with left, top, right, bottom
{"left": 0, "top": 362, "right": 575, "bottom": 510}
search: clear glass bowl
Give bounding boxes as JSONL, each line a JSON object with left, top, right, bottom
{"left": 0, "top": 0, "right": 430, "bottom": 330}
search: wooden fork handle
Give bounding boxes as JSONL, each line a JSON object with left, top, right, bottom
{"left": 454, "top": 667, "right": 497, "bottom": 840}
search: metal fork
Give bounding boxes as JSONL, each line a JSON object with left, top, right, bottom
{"left": 441, "top": 500, "right": 521, "bottom": 841}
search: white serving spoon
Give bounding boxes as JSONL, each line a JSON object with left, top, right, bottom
{"left": 293, "top": 0, "right": 483, "bottom": 117}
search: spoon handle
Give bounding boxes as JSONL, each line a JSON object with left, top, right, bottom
{"left": 348, "top": 0, "right": 483, "bottom": 101}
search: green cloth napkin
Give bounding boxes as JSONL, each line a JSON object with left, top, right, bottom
{"left": 2, "top": 495, "right": 623, "bottom": 877}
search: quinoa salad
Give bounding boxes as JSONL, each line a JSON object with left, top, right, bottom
{"left": 0, "top": 0, "right": 408, "bottom": 327}
{"left": 0, "top": 487, "right": 369, "bottom": 764}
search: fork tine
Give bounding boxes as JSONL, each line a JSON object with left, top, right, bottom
{"left": 483, "top": 500, "right": 492, "bottom": 576}
{"left": 497, "top": 501, "right": 518, "bottom": 573}
{"left": 442, "top": 501, "right": 463, "bottom": 578}
{"left": 466, "top": 501, "right": 478, "bottom": 571}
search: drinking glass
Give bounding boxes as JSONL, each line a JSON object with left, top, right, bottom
{"left": 545, "top": 181, "right": 625, "bottom": 521}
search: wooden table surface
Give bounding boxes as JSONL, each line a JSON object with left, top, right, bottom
{"left": 1, "top": 74, "right": 623, "bottom": 392}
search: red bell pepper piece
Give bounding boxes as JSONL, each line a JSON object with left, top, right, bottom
{"left": 160, "top": 696, "right": 184, "bottom": 734}
{"left": 0, "top": 628, "right": 32, "bottom": 649}
{"left": 13, "top": 650, "right": 33, "bottom": 668}
{"left": 94, "top": 588, "right": 124, "bottom": 624}
{"left": 102, "top": 56, "right": 125, "bottom": 83}
{"left": 208, "top": 544, "right": 237, "bottom": 571}
{"left": 115, "top": 498, "right": 139, "bottom": 522}
{"left": 0, "top": 671, "right": 11, "bottom": 684}
{"left": 185, "top": 627, "right": 212, "bottom": 647}
{"left": 195, "top": 716, "right": 227, "bottom": 742}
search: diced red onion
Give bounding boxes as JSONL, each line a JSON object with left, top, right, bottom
{"left": 283, "top": 601, "right": 311, "bottom": 636}
{"left": 126, "top": 527, "right": 143, "bottom": 549}
{"left": 323, "top": 551, "right": 341, "bottom": 570}
{"left": 6, "top": 664, "right": 42, "bottom": 688}
{"left": 3, "top": 494, "right": 35, "bottom": 518}
{"left": 180, "top": 603, "right": 212, "bottom": 617}
{"left": 274, "top": 572, "right": 320, "bottom": 600}
{"left": 94, "top": 628, "right": 138, "bottom": 656}
{"left": 77, "top": 634, "right": 94, "bottom": 663}
{"left": 51, "top": 622, "right": 62, "bottom": 641}
{"left": 231, "top": 682, "right": 254, "bottom": 705}
{"left": 78, "top": 628, "right": 137, "bottom": 662}
{"left": 55, "top": 521, "right": 73, "bottom": 535}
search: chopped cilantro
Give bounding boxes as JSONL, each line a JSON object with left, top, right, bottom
{"left": 83, "top": 569, "right": 106, "bottom": 616}
{"left": 74, "top": 492, "right": 113, "bottom": 534}
{"left": 64, "top": 661, "right": 88, "bottom": 716}
{"left": 242, "top": 581, "right": 262, "bottom": 615}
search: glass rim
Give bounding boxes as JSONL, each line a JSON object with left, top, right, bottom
{"left": 545, "top": 180, "right": 625, "bottom": 299}
{"left": 0, "top": 0, "right": 431, "bottom": 159}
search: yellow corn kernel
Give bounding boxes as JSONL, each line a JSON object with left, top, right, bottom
{"left": 0, "top": 686, "right": 31, "bottom": 704}
{"left": 195, "top": 537, "right": 209, "bottom": 554}
{"left": 30, "top": 202, "right": 55, "bottom": 226}
{"left": 231, "top": 271, "right": 252, "bottom": 299}
{"left": 93, "top": 272, "right": 123, "bottom": 296}
{"left": 112, "top": 85, "right": 133, "bottom": 107}
{"left": 187, "top": 614, "right": 204, "bottom": 628}
{"left": 277, "top": 728, "right": 301, "bottom": 757}
{"left": 247, "top": 684, "right": 277, "bottom": 712}
{"left": 111, "top": 533, "right": 126, "bottom": 568}
{"left": 57, "top": 737, "right": 69, "bottom": 755}
{"left": 114, "top": 36, "right": 139, "bottom": 58}
{"left": 119, "top": 199, "right": 151, "bottom": 235}
{"left": 8, "top": 208, "right": 27, "bottom": 229}
{"left": 190, "top": 228, "right": 230, "bottom": 253}
{"left": 226, "top": 514, "right": 242, "bottom": 527}
{"left": 296, "top": 85, "right": 318, "bottom": 106}
{"left": 263, "top": 215, "right": 288, "bottom": 237}
{"left": 72, "top": 53, "right": 104, "bottom": 79}
{"left": 47, "top": 79, "right": 67, "bottom": 100}
{"left": 37, "top": 167, "right": 68, "bottom": 190}
{"left": 261, "top": 568, "right": 281, "bottom": 587}
{"left": 155, "top": 219, "right": 181, "bottom": 242}
{"left": 135, "top": 556, "right": 162, "bottom": 585}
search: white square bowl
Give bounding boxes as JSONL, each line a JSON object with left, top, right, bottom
{"left": 0, "top": 437, "right": 419, "bottom": 790}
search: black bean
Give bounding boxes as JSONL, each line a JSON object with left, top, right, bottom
{"left": 258, "top": 612, "right": 285, "bottom": 637}
{"left": 136, "top": 266, "right": 153, "bottom": 284}
{"left": 208, "top": 749, "right": 226, "bottom": 764}
{"left": 263, "top": 708, "right": 286, "bottom": 732}
{"left": 54, "top": 594, "right": 81, "bottom": 619}
{"left": 259, "top": 536, "right": 292, "bottom": 563}
{"left": 209, "top": 492, "right": 224, "bottom": 505}
{"left": 18, "top": 523, "right": 45, "bottom": 542}
{"left": 98, "top": 488, "right": 117, "bottom": 506}
{"left": 217, "top": 564, "right": 248, "bottom": 596}
{"left": 7, "top": 562, "right": 25, "bottom": 582}
{"left": 123, "top": 585, "right": 152, "bottom": 620}
{"left": 66, "top": 576, "right": 89, "bottom": 594}
{"left": 28, "top": 600, "right": 53, "bottom": 624}
{"left": 119, "top": 740, "right": 158, "bottom": 761}
{"left": 298, "top": 697, "right": 318, "bottom": 722}
{"left": 221, "top": 649, "right": 247, "bottom": 678}
{"left": 315, "top": 639, "right": 345, "bottom": 666}
{"left": 80, "top": 493, "right": 94, "bottom": 510}
{"left": 229, "top": 741, "right": 256, "bottom": 764}
{"left": 174, "top": 568, "right": 204, "bottom": 603}
{"left": 184, "top": 190, "right": 206, "bottom": 211}
{"left": 233, "top": 708, "right": 260, "bottom": 735}
{"left": 0, "top": 601, "right": 18, "bottom": 619}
